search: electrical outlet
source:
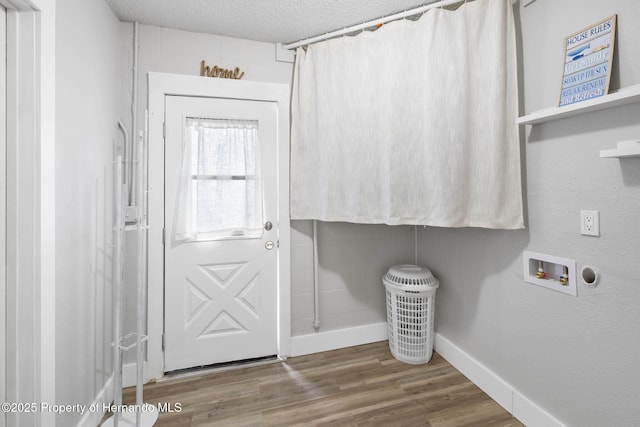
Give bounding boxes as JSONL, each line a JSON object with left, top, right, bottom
{"left": 580, "top": 210, "right": 600, "bottom": 236}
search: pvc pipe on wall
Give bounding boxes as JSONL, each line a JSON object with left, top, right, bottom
{"left": 414, "top": 225, "right": 418, "bottom": 265}
{"left": 313, "top": 220, "right": 320, "bottom": 329}
{"left": 117, "top": 122, "right": 128, "bottom": 182}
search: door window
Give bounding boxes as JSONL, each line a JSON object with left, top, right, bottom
{"left": 176, "top": 118, "right": 263, "bottom": 240}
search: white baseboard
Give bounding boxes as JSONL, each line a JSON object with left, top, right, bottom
{"left": 290, "top": 322, "right": 388, "bottom": 357}
{"left": 434, "top": 333, "right": 565, "bottom": 427}
{"left": 76, "top": 374, "right": 113, "bottom": 427}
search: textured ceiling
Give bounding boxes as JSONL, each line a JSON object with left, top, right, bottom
{"left": 105, "top": 0, "right": 439, "bottom": 45}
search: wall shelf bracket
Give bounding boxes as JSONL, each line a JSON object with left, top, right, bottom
{"left": 600, "top": 139, "right": 640, "bottom": 158}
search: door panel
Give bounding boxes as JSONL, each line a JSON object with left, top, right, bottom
{"left": 164, "top": 96, "right": 278, "bottom": 371}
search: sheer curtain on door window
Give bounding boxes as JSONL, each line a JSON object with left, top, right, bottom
{"left": 175, "top": 118, "right": 263, "bottom": 241}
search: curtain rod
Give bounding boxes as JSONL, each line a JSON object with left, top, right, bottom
{"left": 283, "top": 0, "right": 464, "bottom": 50}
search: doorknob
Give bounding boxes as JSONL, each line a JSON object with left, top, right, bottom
{"left": 264, "top": 221, "right": 273, "bottom": 231}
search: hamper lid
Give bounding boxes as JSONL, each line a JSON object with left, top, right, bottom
{"left": 383, "top": 264, "right": 439, "bottom": 288}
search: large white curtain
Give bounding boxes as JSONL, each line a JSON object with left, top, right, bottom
{"left": 176, "top": 118, "right": 263, "bottom": 241}
{"left": 290, "top": 0, "right": 523, "bottom": 229}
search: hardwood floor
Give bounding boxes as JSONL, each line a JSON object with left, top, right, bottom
{"left": 121, "top": 341, "right": 523, "bottom": 426}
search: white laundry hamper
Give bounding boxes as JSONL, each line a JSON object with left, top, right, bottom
{"left": 383, "top": 264, "right": 439, "bottom": 364}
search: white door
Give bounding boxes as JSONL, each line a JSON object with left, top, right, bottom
{"left": 163, "top": 95, "right": 278, "bottom": 372}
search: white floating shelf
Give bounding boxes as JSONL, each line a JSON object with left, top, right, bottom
{"left": 516, "top": 83, "right": 640, "bottom": 125}
{"left": 600, "top": 140, "right": 640, "bottom": 158}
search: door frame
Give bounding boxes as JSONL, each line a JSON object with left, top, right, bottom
{"left": 147, "top": 72, "right": 291, "bottom": 381}
{"left": 0, "top": 5, "right": 6, "bottom": 422}
{"left": 1, "top": 1, "right": 56, "bottom": 426}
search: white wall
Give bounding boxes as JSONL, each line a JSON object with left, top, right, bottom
{"left": 419, "top": 1, "right": 640, "bottom": 426}
{"left": 120, "top": 24, "right": 413, "bottom": 360}
{"left": 35, "top": 1, "right": 640, "bottom": 425}
{"left": 55, "top": 0, "right": 120, "bottom": 425}
{"left": 118, "top": 24, "right": 294, "bottom": 367}
{"left": 5, "top": 4, "right": 56, "bottom": 425}
{"left": 60, "top": 3, "right": 639, "bottom": 424}
{"left": 118, "top": 22, "right": 292, "bottom": 148}
{"left": 291, "top": 222, "right": 415, "bottom": 336}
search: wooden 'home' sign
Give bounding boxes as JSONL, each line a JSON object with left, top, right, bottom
{"left": 200, "top": 60, "right": 245, "bottom": 80}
